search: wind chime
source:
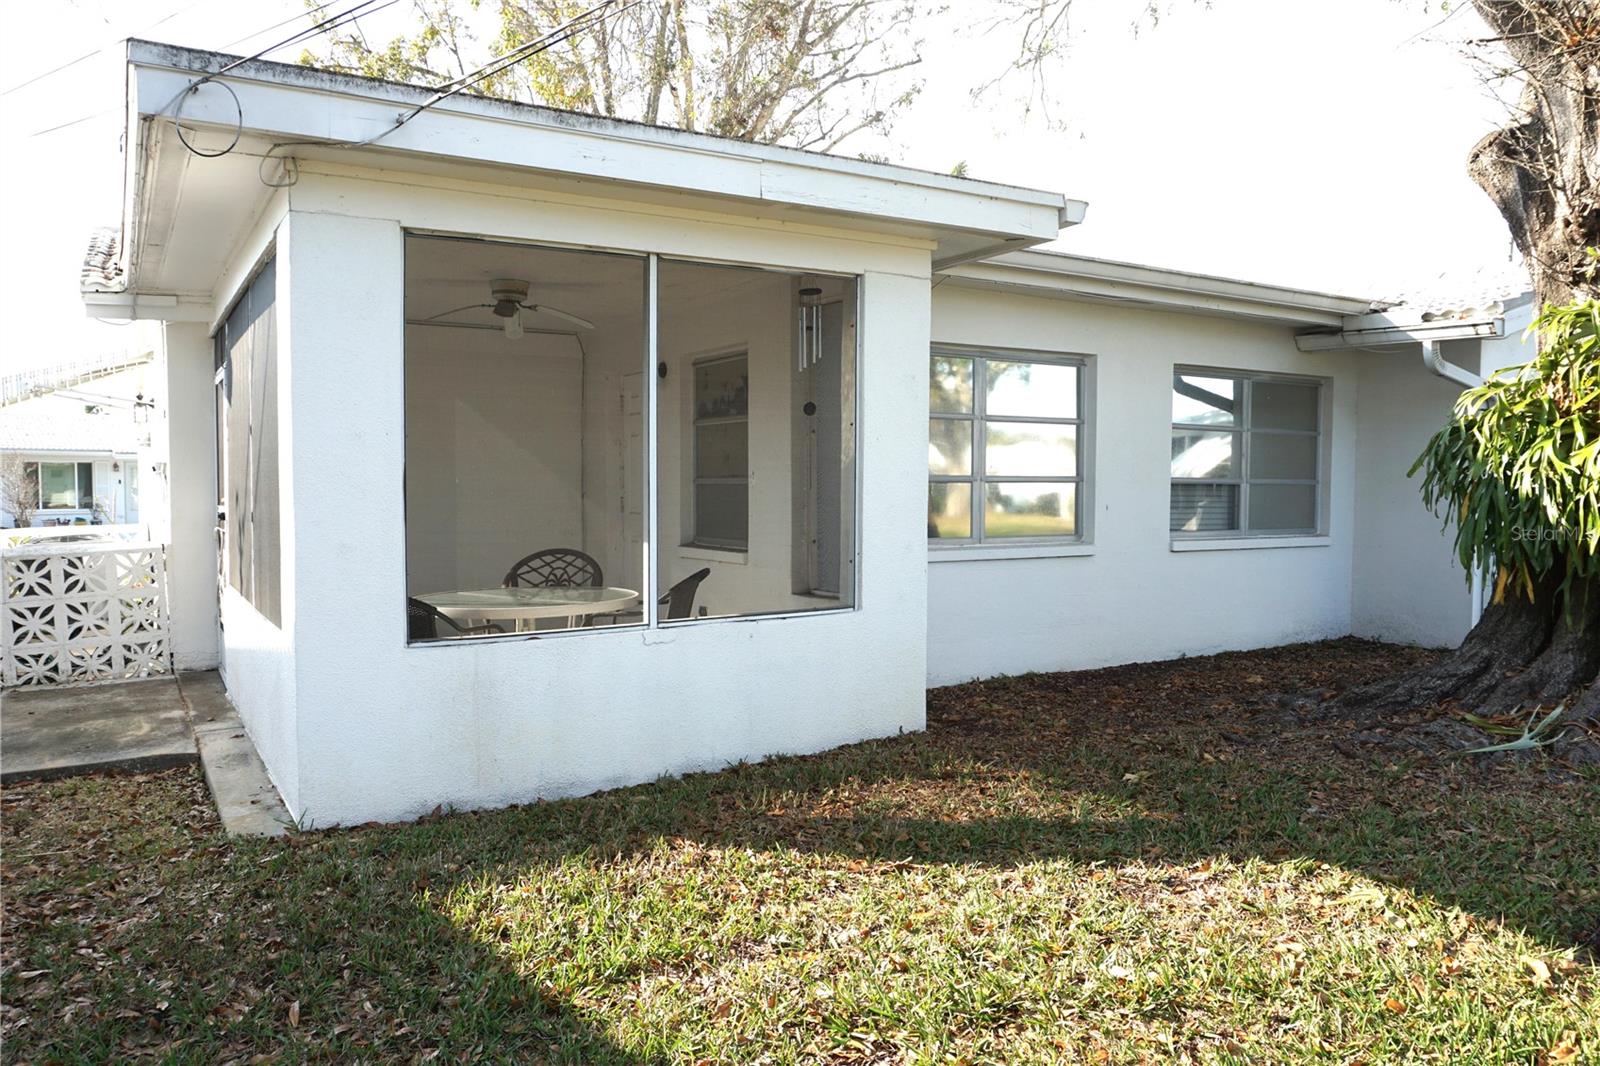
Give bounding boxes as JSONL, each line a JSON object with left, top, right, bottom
{"left": 797, "top": 286, "right": 824, "bottom": 372}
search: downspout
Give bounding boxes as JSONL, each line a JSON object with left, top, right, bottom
{"left": 1419, "top": 337, "right": 1488, "bottom": 626}
{"left": 1419, "top": 336, "right": 1482, "bottom": 390}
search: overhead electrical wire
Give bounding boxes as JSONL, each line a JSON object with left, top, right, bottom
{"left": 20, "top": 0, "right": 355, "bottom": 138}
{"left": 0, "top": 0, "right": 213, "bottom": 97}
{"left": 253, "top": 0, "right": 639, "bottom": 187}
{"left": 167, "top": 0, "right": 401, "bottom": 158}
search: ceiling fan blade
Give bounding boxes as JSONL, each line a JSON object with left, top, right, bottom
{"left": 422, "top": 302, "right": 494, "bottom": 322}
{"left": 524, "top": 303, "right": 595, "bottom": 331}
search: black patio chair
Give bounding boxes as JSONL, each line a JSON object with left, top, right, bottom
{"left": 596, "top": 567, "right": 711, "bottom": 625}
{"left": 407, "top": 597, "right": 506, "bottom": 642}
{"left": 662, "top": 567, "right": 711, "bottom": 620}
{"left": 502, "top": 548, "right": 604, "bottom": 589}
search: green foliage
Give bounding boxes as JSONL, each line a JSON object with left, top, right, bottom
{"left": 1412, "top": 296, "right": 1600, "bottom": 601}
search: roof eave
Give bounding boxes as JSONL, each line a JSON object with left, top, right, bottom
{"left": 121, "top": 39, "right": 1074, "bottom": 256}
{"left": 939, "top": 249, "right": 1381, "bottom": 327}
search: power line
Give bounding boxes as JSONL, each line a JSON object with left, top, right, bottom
{"left": 255, "top": 0, "right": 637, "bottom": 183}
{"left": 220, "top": 0, "right": 343, "bottom": 51}
{"left": 167, "top": 0, "right": 401, "bottom": 157}
{"left": 0, "top": 0, "right": 213, "bottom": 96}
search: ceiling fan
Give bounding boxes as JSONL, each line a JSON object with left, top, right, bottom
{"left": 419, "top": 279, "right": 596, "bottom": 338}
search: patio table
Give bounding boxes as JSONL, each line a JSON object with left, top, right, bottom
{"left": 418, "top": 586, "right": 639, "bottom": 632}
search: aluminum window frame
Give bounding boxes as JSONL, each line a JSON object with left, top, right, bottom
{"left": 401, "top": 232, "right": 866, "bottom": 648}
{"left": 1169, "top": 366, "right": 1327, "bottom": 539}
{"left": 929, "top": 345, "right": 1089, "bottom": 547}
{"left": 30, "top": 460, "right": 94, "bottom": 510}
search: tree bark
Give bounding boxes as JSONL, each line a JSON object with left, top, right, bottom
{"left": 1325, "top": 575, "right": 1559, "bottom": 725}
{"left": 1467, "top": 1, "right": 1600, "bottom": 307}
{"left": 1327, "top": 5, "right": 1600, "bottom": 732}
{"left": 1327, "top": 573, "right": 1600, "bottom": 726}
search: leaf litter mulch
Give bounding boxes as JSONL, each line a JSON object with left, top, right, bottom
{"left": 3, "top": 637, "right": 1596, "bottom": 1064}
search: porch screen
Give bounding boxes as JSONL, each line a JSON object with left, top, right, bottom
{"left": 218, "top": 257, "right": 281, "bottom": 625}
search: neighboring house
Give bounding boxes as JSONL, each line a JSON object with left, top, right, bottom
{"left": 79, "top": 40, "right": 1535, "bottom": 826}
{"left": 0, "top": 357, "right": 156, "bottom": 528}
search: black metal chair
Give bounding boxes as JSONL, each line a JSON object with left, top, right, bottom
{"left": 502, "top": 548, "right": 604, "bottom": 589}
{"left": 407, "top": 597, "right": 506, "bottom": 641}
{"left": 599, "top": 567, "right": 711, "bottom": 625}
{"left": 662, "top": 568, "right": 711, "bottom": 620}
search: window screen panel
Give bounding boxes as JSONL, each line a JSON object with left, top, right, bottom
{"left": 219, "top": 256, "right": 281, "bottom": 625}
{"left": 1251, "top": 381, "right": 1319, "bottom": 431}
{"left": 694, "top": 422, "right": 748, "bottom": 479}
{"left": 1249, "top": 432, "right": 1318, "bottom": 480}
{"left": 693, "top": 482, "right": 749, "bottom": 548}
{"left": 1248, "top": 482, "right": 1317, "bottom": 531}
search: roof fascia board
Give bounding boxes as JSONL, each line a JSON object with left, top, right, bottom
{"left": 956, "top": 250, "right": 1378, "bottom": 318}
{"left": 1293, "top": 316, "right": 1504, "bottom": 352}
{"left": 83, "top": 291, "right": 211, "bottom": 323}
{"left": 127, "top": 46, "right": 1067, "bottom": 244}
{"left": 940, "top": 258, "right": 1358, "bottom": 327}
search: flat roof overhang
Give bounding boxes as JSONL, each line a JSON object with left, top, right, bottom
{"left": 938, "top": 249, "right": 1382, "bottom": 328}
{"left": 89, "top": 40, "right": 1085, "bottom": 316}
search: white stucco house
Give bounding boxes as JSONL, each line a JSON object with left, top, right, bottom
{"left": 1, "top": 356, "right": 157, "bottom": 529}
{"left": 79, "top": 40, "right": 1535, "bottom": 826}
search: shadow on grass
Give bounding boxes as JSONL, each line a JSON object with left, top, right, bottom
{"left": 5, "top": 639, "right": 1596, "bottom": 1060}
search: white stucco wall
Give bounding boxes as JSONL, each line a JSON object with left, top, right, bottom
{"left": 1347, "top": 344, "right": 1476, "bottom": 648}
{"left": 404, "top": 327, "right": 584, "bottom": 595}
{"left": 925, "top": 286, "right": 1360, "bottom": 684}
{"left": 158, "top": 322, "right": 221, "bottom": 670}
{"left": 267, "top": 171, "right": 929, "bottom": 826}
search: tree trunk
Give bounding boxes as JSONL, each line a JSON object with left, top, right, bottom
{"left": 1467, "top": 1, "right": 1599, "bottom": 307}
{"left": 1326, "top": 572, "right": 1600, "bottom": 725}
{"left": 1326, "top": 5, "right": 1600, "bottom": 731}
{"left": 1325, "top": 574, "right": 1560, "bottom": 726}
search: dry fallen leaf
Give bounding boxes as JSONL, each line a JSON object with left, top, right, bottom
{"left": 1383, "top": 997, "right": 1407, "bottom": 1014}
{"left": 1520, "top": 956, "right": 1552, "bottom": 987}
{"left": 1544, "top": 1032, "right": 1580, "bottom": 1065}
{"left": 288, "top": 1000, "right": 301, "bottom": 1027}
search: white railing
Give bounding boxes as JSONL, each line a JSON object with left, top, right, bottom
{"left": 3, "top": 524, "right": 148, "bottom": 549}
{"left": 0, "top": 352, "right": 153, "bottom": 407}
{"left": 1, "top": 540, "right": 172, "bottom": 688}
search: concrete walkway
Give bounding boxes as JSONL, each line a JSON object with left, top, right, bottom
{"left": 1, "top": 672, "right": 290, "bottom": 837}
{"left": 180, "top": 673, "right": 292, "bottom": 837}
{"left": 1, "top": 678, "right": 196, "bottom": 782}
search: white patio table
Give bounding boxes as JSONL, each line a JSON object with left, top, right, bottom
{"left": 418, "top": 586, "right": 639, "bottom": 632}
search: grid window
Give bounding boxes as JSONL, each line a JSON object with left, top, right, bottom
{"left": 1170, "top": 369, "right": 1324, "bottom": 536}
{"left": 27, "top": 461, "right": 93, "bottom": 510}
{"left": 929, "top": 350, "right": 1084, "bottom": 543}
{"left": 691, "top": 353, "right": 749, "bottom": 550}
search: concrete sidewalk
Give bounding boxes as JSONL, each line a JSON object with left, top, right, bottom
{"left": 1, "top": 678, "right": 197, "bottom": 782}
{"left": 1, "top": 672, "right": 290, "bottom": 837}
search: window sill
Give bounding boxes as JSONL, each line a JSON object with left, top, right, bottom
{"left": 1170, "top": 535, "right": 1330, "bottom": 552}
{"left": 678, "top": 545, "right": 748, "bottom": 565}
{"left": 929, "top": 542, "right": 1096, "bottom": 563}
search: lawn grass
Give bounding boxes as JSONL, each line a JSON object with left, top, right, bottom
{"left": 3, "top": 638, "right": 1597, "bottom": 1063}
